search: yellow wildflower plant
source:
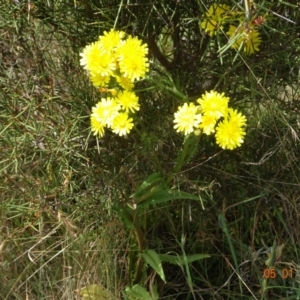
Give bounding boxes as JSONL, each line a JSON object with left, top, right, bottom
{"left": 199, "top": 114, "right": 218, "bottom": 135}
{"left": 116, "top": 90, "right": 140, "bottom": 113}
{"left": 111, "top": 112, "right": 134, "bottom": 136}
{"left": 174, "top": 90, "right": 247, "bottom": 150}
{"left": 99, "top": 29, "right": 125, "bottom": 52}
{"left": 174, "top": 103, "right": 202, "bottom": 135}
{"left": 115, "top": 75, "right": 135, "bottom": 90}
{"left": 80, "top": 29, "right": 149, "bottom": 87}
{"left": 197, "top": 90, "right": 229, "bottom": 119}
{"left": 215, "top": 108, "right": 247, "bottom": 150}
{"left": 227, "top": 24, "right": 262, "bottom": 55}
{"left": 117, "top": 35, "right": 149, "bottom": 82}
{"left": 80, "top": 29, "right": 149, "bottom": 138}
{"left": 90, "top": 73, "right": 110, "bottom": 87}
{"left": 200, "top": 4, "right": 230, "bottom": 36}
{"left": 91, "top": 98, "right": 120, "bottom": 128}
{"left": 80, "top": 41, "right": 116, "bottom": 77}
{"left": 90, "top": 114, "right": 106, "bottom": 137}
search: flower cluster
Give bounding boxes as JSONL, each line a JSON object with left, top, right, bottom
{"left": 200, "top": 4, "right": 265, "bottom": 55}
{"left": 173, "top": 91, "right": 247, "bottom": 150}
{"left": 200, "top": 4, "right": 230, "bottom": 37}
{"left": 80, "top": 29, "right": 149, "bottom": 137}
{"left": 227, "top": 24, "right": 262, "bottom": 55}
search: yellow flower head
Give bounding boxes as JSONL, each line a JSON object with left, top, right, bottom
{"left": 90, "top": 114, "right": 106, "bottom": 137}
{"left": 199, "top": 114, "right": 218, "bottom": 135}
{"left": 197, "top": 90, "right": 229, "bottom": 119}
{"left": 111, "top": 112, "right": 134, "bottom": 136}
{"left": 80, "top": 41, "right": 116, "bottom": 76}
{"left": 174, "top": 103, "right": 202, "bottom": 135}
{"left": 215, "top": 108, "right": 247, "bottom": 150}
{"left": 116, "top": 90, "right": 140, "bottom": 113}
{"left": 90, "top": 73, "right": 110, "bottom": 87}
{"left": 99, "top": 29, "right": 125, "bottom": 52}
{"left": 200, "top": 4, "right": 230, "bottom": 36}
{"left": 115, "top": 75, "right": 135, "bottom": 90}
{"left": 91, "top": 98, "right": 120, "bottom": 127}
{"left": 227, "top": 25, "right": 262, "bottom": 55}
{"left": 117, "top": 36, "right": 149, "bottom": 82}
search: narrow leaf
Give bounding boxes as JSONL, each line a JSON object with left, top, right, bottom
{"left": 139, "top": 188, "right": 204, "bottom": 207}
{"left": 159, "top": 253, "right": 210, "bottom": 266}
{"left": 131, "top": 173, "right": 163, "bottom": 199}
{"left": 173, "top": 134, "right": 199, "bottom": 175}
{"left": 112, "top": 205, "right": 134, "bottom": 230}
{"left": 142, "top": 249, "right": 166, "bottom": 283}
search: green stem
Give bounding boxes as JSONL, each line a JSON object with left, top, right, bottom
{"left": 134, "top": 124, "right": 164, "bottom": 174}
{"left": 166, "top": 136, "right": 189, "bottom": 185}
{"left": 134, "top": 186, "right": 158, "bottom": 205}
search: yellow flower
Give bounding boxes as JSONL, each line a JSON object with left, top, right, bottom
{"left": 199, "top": 114, "right": 218, "bottom": 135}
{"left": 115, "top": 75, "right": 134, "bottom": 90}
{"left": 116, "top": 90, "right": 140, "bottom": 113}
{"left": 80, "top": 41, "right": 116, "bottom": 76}
{"left": 111, "top": 112, "right": 134, "bottom": 136}
{"left": 90, "top": 114, "right": 106, "bottom": 137}
{"left": 200, "top": 4, "right": 230, "bottom": 36}
{"left": 90, "top": 73, "right": 110, "bottom": 87}
{"left": 228, "top": 108, "right": 247, "bottom": 127}
{"left": 117, "top": 36, "right": 149, "bottom": 82}
{"left": 227, "top": 25, "right": 262, "bottom": 55}
{"left": 91, "top": 98, "right": 120, "bottom": 127}
{"left": 174, "top": 103, "right": 202, "bottom": 135}
{"left": 99, "top": 29, "right": 125, "bottom": 52}
{"left": 197, "top": 90, "right": 229, "bottom": 119}
{"left": 215, "top": 108, "right": 247, "bottom": 150}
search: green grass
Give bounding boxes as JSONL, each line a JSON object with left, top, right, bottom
{"left": 1, "top": 0, "right": 300, "bottom": 299}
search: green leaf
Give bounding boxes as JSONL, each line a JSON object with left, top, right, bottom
{"left": 157, "top": 25, "right": 174, "bottom": 62}
{"left": 125, "top": 284, "right": 154, "bottom": 300}
{"left": 80, "top": 284, "right": 115, "bottom": 300}
{"left": 112, "top": 205, "right": 134, "bottom": 230}
{"left": 159, "top": 253, "right": 210, "bottom": 266}
{"left": 139, "top": 188, "right": 204, "bottom": 207}
{"left": 142, "top": 249, "right": 166, "bottom": 283}
{"left": 182, "top": 134, "right": 200, "bottom": 165}
{"left": 172, "top": 134, "right": 200, "bottom": 175}
{"left": 131, "top": 173, "right": 163, "bottom": 199}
